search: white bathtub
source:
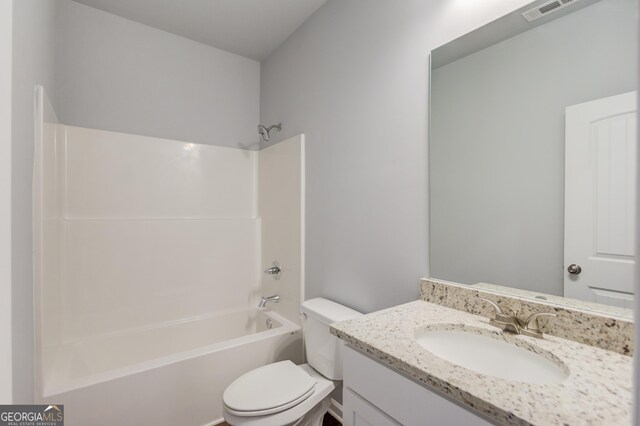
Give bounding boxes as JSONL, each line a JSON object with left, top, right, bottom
{"left": 37, "top": 308, "right": 302, "bottom": 426}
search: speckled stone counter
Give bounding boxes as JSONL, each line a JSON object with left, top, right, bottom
{"left": 421, "top": 279, "right": 634, "bottom": 355}
{"left": 472, "top": 282, "right": 633, "bottom": 320}
{"left": 331, "top": 301, "right": 632, "bottom": 426}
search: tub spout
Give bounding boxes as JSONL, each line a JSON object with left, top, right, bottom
{"left": 258, "top": 295, "right": 280, "bottom": 309}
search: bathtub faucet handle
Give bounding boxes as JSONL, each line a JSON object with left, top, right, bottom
{"left": 258, "top": 295, "right": 280, "bottom": 309}
{"left": 263, "top": 261, "right": 281, "bottom": 280}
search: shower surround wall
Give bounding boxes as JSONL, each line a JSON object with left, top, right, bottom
{"left": 33, "top": 86, "right": 60, "bottom": 397}
{"left": 259, "top": 135, "right": 305, "bottom": 324}
{"left": 37, "top": 123, "right": 261, "bottom": 390}
{"left": 63, "top": 127, "right": 258, "bottom": 338}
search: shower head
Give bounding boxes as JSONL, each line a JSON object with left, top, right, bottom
{"left": 258, "top": 123, "right": 282, "bottom": 142}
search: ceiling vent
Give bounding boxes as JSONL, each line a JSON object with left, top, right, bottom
{"left": 522, "top": 0, "right": 582, "bottom": 22}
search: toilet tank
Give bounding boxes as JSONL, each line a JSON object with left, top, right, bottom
{"left": 301, "top": 298, "right": 362, "bottom": 380}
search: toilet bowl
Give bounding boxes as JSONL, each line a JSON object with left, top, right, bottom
{"left": 222, "top": 298, "right": 362, "bottom": 426}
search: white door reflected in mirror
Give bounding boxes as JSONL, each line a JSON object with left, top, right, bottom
{"left": 564, "top": 91, "right": 637, "bottom": 308}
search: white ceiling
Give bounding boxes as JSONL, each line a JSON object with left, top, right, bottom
{"left": 71, "top": 0, "right": 327, "bottom": 61}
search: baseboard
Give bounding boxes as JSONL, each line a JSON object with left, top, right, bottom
{"left": 328, "top": 398, "right": 343, "bottom": 423}
{"left": 205, "top": 417, "right": 224, "bottom": 426}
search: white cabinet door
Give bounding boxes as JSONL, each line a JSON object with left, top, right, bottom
{"left": 343, "top": 388, "right": 401, "bottom": 426}
{"left": 564, "top": 91, "right": 637, "bottom": 307}
{"left": 343, "top": 346, "right": 492, "bottom": 426}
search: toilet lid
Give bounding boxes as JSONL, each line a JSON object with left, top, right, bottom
{"left": 223, "top": 361, "right": 316, "bottom": 415}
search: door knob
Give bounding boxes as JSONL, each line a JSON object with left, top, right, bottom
{"left": 567, "top": 264, "right": 582, "bottom": 275}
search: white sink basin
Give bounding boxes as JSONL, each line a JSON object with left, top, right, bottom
{"left": 415, "top": 329, "right": 568, "bottom": 385}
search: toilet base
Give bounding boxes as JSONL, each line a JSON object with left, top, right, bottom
{"left": 292, "top": 397, "right": 331, "bottom": 426}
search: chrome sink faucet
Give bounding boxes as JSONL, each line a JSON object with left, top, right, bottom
{"left": 479, "top": 298, "right": 556, "bottom": 339}
{"left": 258, "top": 295, "right": 280, "bottom": 309}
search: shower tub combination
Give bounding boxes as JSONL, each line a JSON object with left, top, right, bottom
{"left": 40, "top": 309, "right": 301, "bottom": 426}
{"left": 33, "top": 88, "right": 307, "bottom": 426}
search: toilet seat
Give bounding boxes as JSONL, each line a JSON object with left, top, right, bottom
{"left": 224, "top": 387, "right": 315, "bottom": 416}
{"left": 223, "top": 361, "right": 316, "bottom": 417}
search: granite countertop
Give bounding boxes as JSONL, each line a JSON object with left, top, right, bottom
{"left": 472, "top": 282, "right": 633, "bottom": 320}
{"left": 331, "top": 300, "right": 632, "bottom": 426}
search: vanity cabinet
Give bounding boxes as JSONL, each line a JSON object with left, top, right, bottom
{"left": 342, "top": 346, "right": 492, "bottom": 426}
{"left": 343, "top": 388, "right": 401, "bottom": 426}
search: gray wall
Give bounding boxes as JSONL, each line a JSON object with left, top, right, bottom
{"left": 11, "top": 0, "right": 58, "bottom": 403}
{"left": 260, "top": 0, "right": 533, "bottom": 314}
{"left": 430, "top": 0, "right": 637, "bottom": 296}
{"left": 636, "top": 92, "right": 640, "bottom": 426}
{"left": 56, "top": 0, "right": 260, "bottom": 148}
{"left": 0, "top": 0, "right": 13, "bottom": 404}
{"left": 634, "top": 3, "right": 639, "bottom": 423}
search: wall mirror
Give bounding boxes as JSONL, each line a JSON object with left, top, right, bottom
{"left": 429, "top": 0, "right": 637, "bottom": 317}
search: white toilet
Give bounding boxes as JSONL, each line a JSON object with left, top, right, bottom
{"left": 222, "top": 298, "right": 362, "bottom": 426}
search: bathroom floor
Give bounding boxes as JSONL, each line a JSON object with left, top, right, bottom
{"left": 322, "top": 413, "right": 341, "bottom": 425}
{"left": 219, "top": 413, "right": 341, "bottom": 426}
